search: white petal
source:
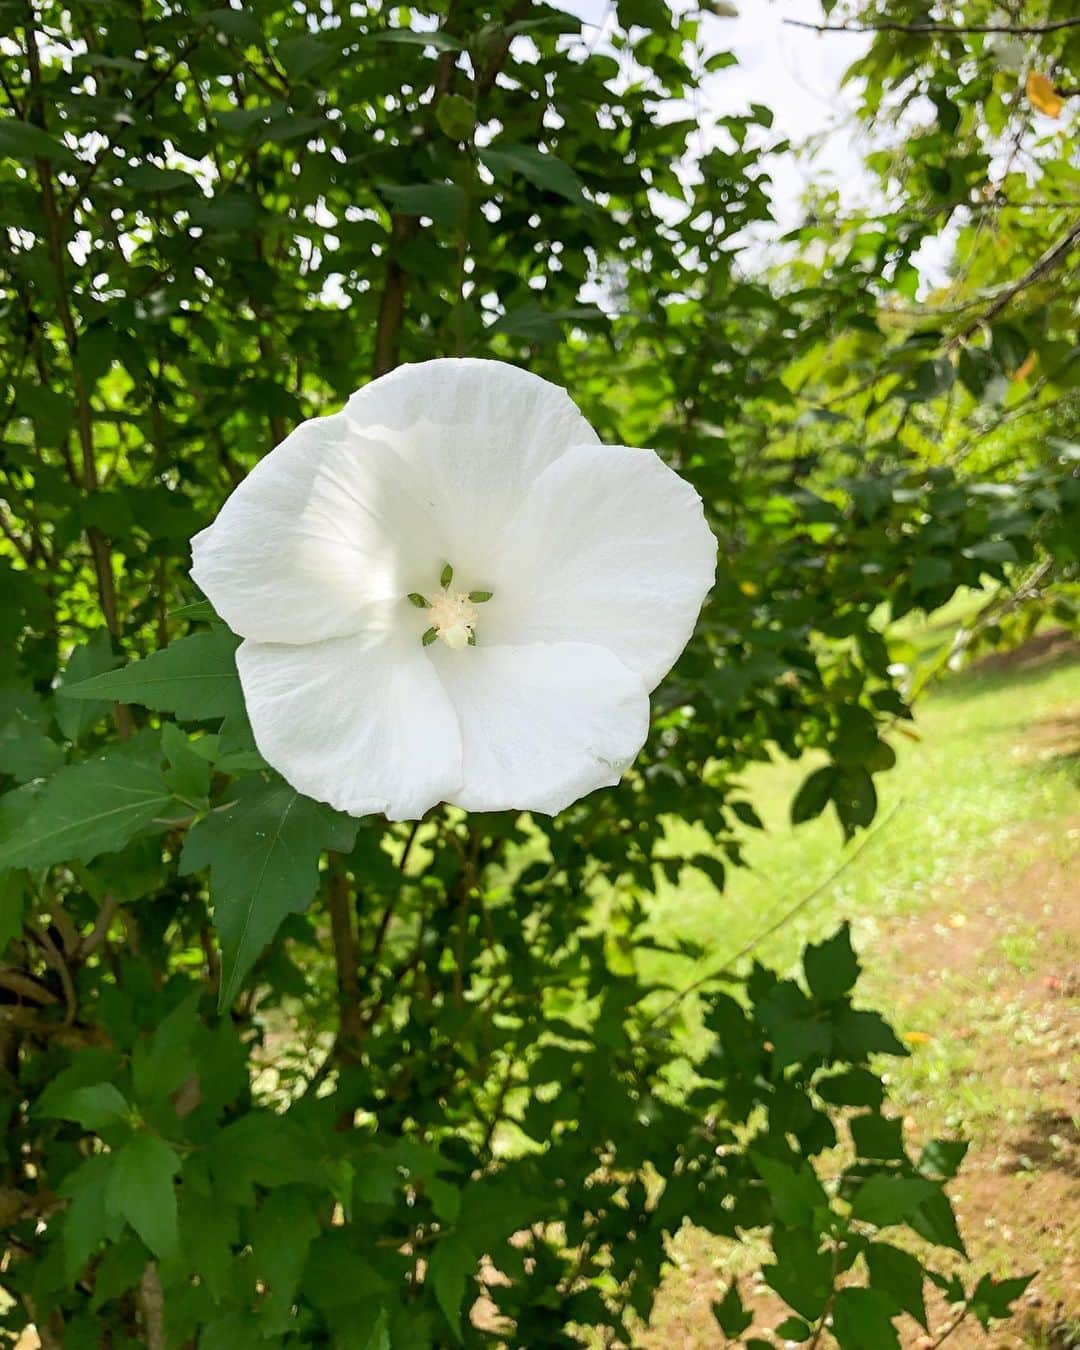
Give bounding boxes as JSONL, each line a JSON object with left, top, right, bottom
{"left": 236, "top": 610, "right": 462, "bottom": 820}
{"left": 343, "top": 359, "right": 599, "bottom": 579}
{"left": 192, "top": 413, "right": 443, "bottom": 644}
{"left": 484, "top": 444, "right": 716, "bottom": 689}
{"left": 430, "top": 642, "right": 649, "bottom": 815}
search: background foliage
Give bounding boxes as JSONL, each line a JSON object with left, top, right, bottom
{"left": 0, "top": 0, "right": 1076, "bottom": 1345}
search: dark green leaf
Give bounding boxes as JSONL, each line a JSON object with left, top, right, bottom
{"left": 105, "top": 1132, "right": 181, "bottom": 1259}
{"left": 60, "top": 628, "right": 242, "bottom": 721}
{"left": 804, "top": 923, "right": 860, "bottom": 1001}
{"left": 180, "top": 777, "right": 357, "bottom": 1007}
{"left": 0, "top": 753, "right": 172, "bottom": 870}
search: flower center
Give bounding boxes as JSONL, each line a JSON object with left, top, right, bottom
{"left": 426, "top": 589, "right": 478, "bottom": 650}
{"left": 408, "top": 564, "right": 492, "bottom": 650}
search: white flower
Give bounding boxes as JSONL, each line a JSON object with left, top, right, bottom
{"left": 190, "top": 358, "right": 716, "bottom": 819}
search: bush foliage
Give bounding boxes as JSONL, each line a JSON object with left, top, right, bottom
{"left": 0, "top": 0, "right": 1076, "bottom": 1345}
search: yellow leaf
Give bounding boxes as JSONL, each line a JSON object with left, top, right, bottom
{"left": 1026, "top": 71, "right": 1064, "bottom": 119}
{"left": 738, "top": 580, "right": 759, "bottom": 597}
{"left": 903, "top": 1031, "right": 931, "bottom": 1045}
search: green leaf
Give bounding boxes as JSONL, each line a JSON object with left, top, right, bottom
{"left": 435, "top": 94, "right": 476, "bottom": 140}
{"left": 380, "top": 182, "right": 465, "bottom": 227}
{"left": 866, "top": 1243, "right": 927, "bottom": 1329}
{"left": 816, "top": 1068, "right": 884, "bottom": 1109}
{"left": 763, "top": 1228, "right": 832, "bottom": 1321}
{"left": 774, "top": 1316, "right": 813, "bottom": 1341}
{"left": 179, "top": 1187, "right": 239, "bottom": 1303}
{"left": 909, "top": 1188, "right": 966, "bottom": 1254}
{"left": 277, "top": 34, "right": 335, "bottom": 79}
{"left": 427, "top": 1232, "right": 475, "bottom": 1340}
{"left": 850, "top": 1175, "right": 937, "bottom": 1227}
{"left": 162, "top": 722, "right": 212, "bottom": 802}
{"left": 831, "top": 1287, "right": 900, "bottom": 1349}
{"left": 180, "top": 777, "right": 357, "bottom": 1008}
{"left": 911, "top": 555, "right": 951, "bottom": 591}
{"left": 791, "top": 765, "right": 836, "bottom": 824}
{"left": 37, "top": 1082, "right": 130, "bottom": 1132}
{"left": 0, "top": 753, "right": 173, "bottom": 870}
{"left": 370, "top": 29, "right": 464, "bottom": 52}
{"left": 249, "top": 1187, "right": 321, "bottom": 1331}
{"left": 751, "top": 1152, "right": 828, "bottom": 1228}
{"left": 962, "top": 538, "right": 1018, "bottom": 564}
{"left": 481, "top": 143, "right": 588, "bottom": 204}
{"left": 917, "top": 1138, "right": 968, "bottom": 1180}
{"left": 850, "top": 1113, "right": 906, "bottom": 1162}
{"left": 58, "top": 1155, "right": 118, "bottom": 1284}
{"left": 804, "top": 923, "right": 860, "bottom": 1001}
{"left": 60, "top": 628, "right": 242, "bottom": 721}
{"left": 0, "top": 685, "right": 63, "bottom": 781}
{"left": 712, "top": 1280, "right": 752, "bottom": 1336}
{"left": 0, "top": 117, "right": 77, "bottom": 165}
{"left": 832, "top": 1009, "right": 908, "bottom": 1059}
{"left": 969, "top": 1273, "right": 1035, "bottom": 1330}
{"left": 123, "top": 164, "right": 198, "bottom": 192}
{"left": 105, "top": 1132, "right": 181, "bottom": 1259}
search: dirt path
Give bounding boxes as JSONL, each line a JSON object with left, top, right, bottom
{"left": 871, "top": 816, "right": 1079, "bottom": 1348}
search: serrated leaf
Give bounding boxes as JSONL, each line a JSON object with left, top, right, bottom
{"left": 0, "top": 754, "right": 173, "bottom": 870}
{"left": 180, "top": 777, "right": 356, "bottom": 1008}
{"left": 60, "top": 628, "right": 242, "bottom": 721}
{"left": 970, "top": 1273, "right": 1036, "bottom": 1329}
{"left": 58, "top": 1154, "right": 118, "bottom": 1284}
{"left": 751, "top": 1152, "right": 828, "bottom": 1228}
{"left": 54, "top": 632, "right": 121, "bottom": 742}
{"left": 831, "top": 1287, "right": 900, "bottom": 1349}
{"left": 850, "top": 1174, "right": 937, "bottom": 1227}
{"left": 249, "top": 1188, "right": 321, "bottom": 1331}
{"left": 866, "top": 1243, "right": 927, "bottom": 1329}
{"left": 37, "top": 1082, "right": 130, "bottom": 1131}
{"left": 105, "top": 1132, "right": 181, "bottom": 1259}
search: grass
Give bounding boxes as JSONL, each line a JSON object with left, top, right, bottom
{"left": 645, "top": 634, "right": 1079, "bottom": 985}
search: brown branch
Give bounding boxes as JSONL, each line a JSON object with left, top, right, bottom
{"left": 77, "top": 894, "right": 119, "bottom": 960}
{"left": 24, "top": 6, "right": 133, "bottom": 737}
{"left": 371, "top": 0, "right": 528, "bottom": 376}
{"left": 138, "top": 1262, "right": 167, "bottom": 1350}
{"left": 784, "top": 17, "right": 1080, "bottom": 35}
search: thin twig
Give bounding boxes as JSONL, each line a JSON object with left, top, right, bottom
{"left": 948, "top": 218, "right": 1080, "bottom": 348}
{"left": 784, "top": 17, "right": 1080, "bottom": 35}
{"left": 645, "top": 798, "right": 906, "bottom": 1027}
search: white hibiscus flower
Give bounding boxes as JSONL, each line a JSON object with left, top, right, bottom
{"left": 190, "top": 359, "right": 715, "bottom": 819}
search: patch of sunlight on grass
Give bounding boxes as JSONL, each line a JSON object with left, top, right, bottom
{"left": 643, "top": 643, "right": 1079, "bottom": 985}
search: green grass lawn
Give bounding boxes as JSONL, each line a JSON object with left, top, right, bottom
{"left": 646, "top": 635, "right": 1079, "bottom": 985}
